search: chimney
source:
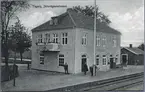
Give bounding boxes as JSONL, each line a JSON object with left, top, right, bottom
{"left": 129, "top": 44, "right": 132, "bottom": 48}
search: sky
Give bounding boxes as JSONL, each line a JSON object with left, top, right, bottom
{"left": 17, "top": 0, "right": 144, "bottom": 47}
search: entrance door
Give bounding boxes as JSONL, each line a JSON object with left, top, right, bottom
{"left": 81, "top": 55, "right": 87, "bottom": 72}
{"left": 110, "top": 58, "right": 114, "bottom": 69}
{"left": 122, "top": 54, "right": 127, "bottom": 65}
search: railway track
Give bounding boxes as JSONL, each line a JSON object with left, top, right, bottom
{"left": 78, "top": 72, "right": 144, "bottom": 92}
{"left": 46, "top": 72, "right": 144, "bottom": 92}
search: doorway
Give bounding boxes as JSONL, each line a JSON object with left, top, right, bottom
{"left": 122, "top": 54, "right": 128, "bottom": 65}
{"left": 81, "top": 55, "right": 87, "bottom": 72}
{"left": 110, "top": 58, "right": 114, "bottom": 69}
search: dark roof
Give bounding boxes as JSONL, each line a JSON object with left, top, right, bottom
{"left": 32, "top": 8, "right": 121, "bottom": 35}
{"left": 123, "top": 47, "right": 144, "bottom": 55}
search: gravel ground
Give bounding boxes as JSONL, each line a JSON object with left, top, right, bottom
{"left": 125, "top": 83, "right": 144, "bottom": 90}
{"left": 1, "top": 65, "right": 144, "bottom": 91}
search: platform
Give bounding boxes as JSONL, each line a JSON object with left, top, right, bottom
{"left": 1, "top": 65, "right": 144, "bottom": 91}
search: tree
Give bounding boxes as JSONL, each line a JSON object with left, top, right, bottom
{"left": 138, "top": 43, "right": 144, "bottom": 51}
{"left": 9, "top": 18, "right": 31, "bottom": 62}
{"left": 1, "top": 0, "right": 30, "bottom": 66}
{"left": 72, "top": 6, "right": 111, "bottom": 25}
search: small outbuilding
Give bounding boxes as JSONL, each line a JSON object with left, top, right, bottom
{"left": 121, "top": 44, "right": 144, "bottom": 65}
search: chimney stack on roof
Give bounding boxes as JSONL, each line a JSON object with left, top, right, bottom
{"left": 129, "top": 44, "right": 133, "bottom": 48}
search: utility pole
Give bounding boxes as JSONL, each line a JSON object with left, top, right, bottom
{"left": 13, "top": 48, "right": 16, "bottom": 86}
{"left": 13, "top": 39, "right": 17, "bottom": 86}
{"left": 93, "top": 0, "right": 97, "bottom": 76}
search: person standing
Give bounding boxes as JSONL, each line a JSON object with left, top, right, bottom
{"left": 84, "top": 62, "right": 88, "bottom": 75}
{"left": 90, "top": 66, "right": 93, "bottom": 76}
{"left": 64, "top": 62, "right": 68, "bottom": 74}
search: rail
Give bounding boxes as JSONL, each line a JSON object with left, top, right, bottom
{"left": 45, "top": 72, "right": 143, "bottom": 92}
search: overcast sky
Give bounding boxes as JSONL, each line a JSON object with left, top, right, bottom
{"left": 17, "top": 0, "right": 144, "bottom": 47}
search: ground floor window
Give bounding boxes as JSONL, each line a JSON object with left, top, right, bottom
{"left": 115, "top": 55, "right": 118, "bottom": 63}
{"left": 115, "top": 58, "right": 118, "bottom": 63}
{"left": 40, "top": 52, "right": 44, "bottom": 64}
{"left": 102, "top": 55, "right": 107, "bottom": 65}
{"left": 96, "top": 55, "right": 99, "bottom": 65}
{"left": 59, "top": 54, "right": 64, "bottom": 66}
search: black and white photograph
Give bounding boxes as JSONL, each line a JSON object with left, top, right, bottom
{"left": 1, "top": 0, "right": 144, "bottom": 91}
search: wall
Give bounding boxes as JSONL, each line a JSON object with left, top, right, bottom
{"left": 134, "top": 55, "right": 144, "bottom": 65}
{"left": 31, "top": 28, "right": 76, "bottom": 73}
{"left": 121, "top": 48, "right": 144, "bottom": 65}
{"left": 74, "top": 28, "right": 121, "bottom": 73}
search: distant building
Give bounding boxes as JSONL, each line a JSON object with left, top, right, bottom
{"left": 31, "top": 9, "right": 121, "bottom": 74}
{"left": 121, "top": 44, "right": 144, "bottom": 65}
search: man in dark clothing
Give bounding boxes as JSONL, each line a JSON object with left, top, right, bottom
{"left": 84, "top": 63, "right": 88, "bottom": 75}
{"left": 90, "top": 66, "right": 93, "bottom": 76}
{"left": 64, "top": 63, "right": 68, "bottom": 74}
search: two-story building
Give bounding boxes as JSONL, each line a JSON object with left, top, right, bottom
{"left": 31, "top": 8, "right": 121, "bottom": 74}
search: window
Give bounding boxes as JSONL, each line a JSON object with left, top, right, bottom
{"left": 40, "top": 52, "right": 44, "bottom": 64}
{"left": 96, "top": 35, "right": 100, "bottom": 46}
{"left": 62, "top": 33, "right": 68, "bottom": 45}
{"left": 59, "top": 54, "right": 64, "bottom": 66}
{"left": 38, "top": 34, "right": 43, "bottom": 43}
{"left": 49, "top": 19, "right": 53, "bottom": 25}
{"left": 96, "top": 55, "right": 99, "bottom": 65}
{"left": 115, "top": 58, "right": 118, "bottom": 63}
{"left": 102, "top": 36, "right": 106, "bottom": 47}
{"left": 44, "top": 33, "right": 50, "bottom": 43}
{"left": 82, "top": 33, "right": 87, "bottom": 45}
{"left": 102, "top": 55, "right": 107, "bottom": 65}
{"left": 54, "top": 18, "right": 58, "bottom": 25}
{"left": 113, "top": 36, "right": 116, "bottom": 47}
{"left": 115, "top": 55, "right": 118, "bottom": 63}
{"left": 53, "top": 33, "right": 58, "bottom": 43}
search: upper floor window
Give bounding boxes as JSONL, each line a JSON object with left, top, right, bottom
{"left": 44, "top": 33, "right": 50, "bottom": 43}
{"left": 59, "top": 54, "right": 64, "bottom": 66}
{"left": 82, "top": 33, "right": 87, "bottom": 45}
{"left": 113, "top": 36, "right": 116, "bottom": 47}
{"left": 62, "top": 33, "right": 68, "bottom": 45}
{"left": 54, "top": 18, "right": 58, "bottom": 25}
{"left": 49, "top": 19, "right": 53, "bottom": 25}
{"left": 53, "top": 33, "right": 58, "bottom": 43}
{"left": 102, "top": 36, "right": 106, "bottom": 47}
{"left": 102, "top": 55, "right": 107, "bottom": 65}
{"left": 96, "top": 55, "right": 99, "bottom": 65}
{"left": 96, "top": 35, "right": 100, "bottom": 46}
{"left": 38, "top": 34, "right": 43, "bottom": 43}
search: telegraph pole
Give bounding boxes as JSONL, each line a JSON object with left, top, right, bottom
{"left": 93, "top": 0, "right": 97, "bottom": 76}
{"left": 12, "top": 38, "right": 17, "bottom": 86}
{"left": 13, "top": 48, "right": 16, "bottom": 86}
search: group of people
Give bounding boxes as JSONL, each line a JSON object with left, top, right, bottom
{"left": 83, "top": 62, "right": 99, "bottom": 76}
{"left": 63, "top": 62, "right": 99, "bottom": 76}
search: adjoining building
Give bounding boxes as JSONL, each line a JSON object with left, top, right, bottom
{"left": 31, "top": 8, "right": 121, "bottom": 74}
{"left": 121, "top": 44, "right": 144, "bottom": 65}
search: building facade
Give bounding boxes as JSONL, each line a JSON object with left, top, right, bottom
{"left": 121, "top": 44, "right": 144, "bottom": 65}
{"left": 31, "top": 9, "right": 121, "bottom": 74}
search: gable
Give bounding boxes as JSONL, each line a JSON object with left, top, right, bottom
{"left": 32, "top": 12, "right": 75, "bottom": 32}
